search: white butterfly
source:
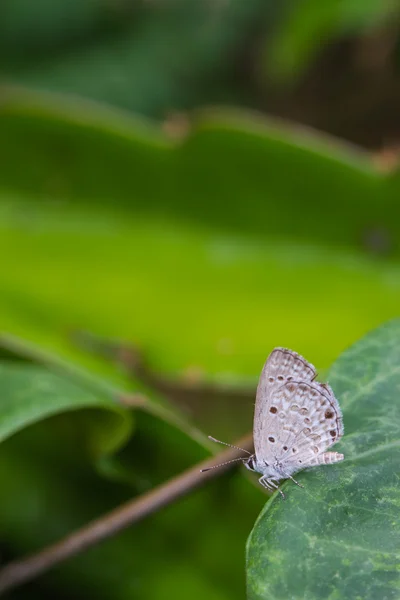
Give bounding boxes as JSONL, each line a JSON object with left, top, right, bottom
{"left": 202, "top": 348, "right": 344, "bottom": 498}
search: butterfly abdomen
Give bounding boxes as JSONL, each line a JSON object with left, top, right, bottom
{"left": 309, "top": 452, "right": 344, "bottom": 465}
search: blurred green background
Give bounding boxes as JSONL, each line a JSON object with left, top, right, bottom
{"left": 1, "top": 0, "right": 400, "bottom": 598}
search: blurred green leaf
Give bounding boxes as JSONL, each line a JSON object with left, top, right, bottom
{"left": 0, "top": 332, "right": 211, "bottom": 453}
{"left": 0, "top": 0, "right": 271, "bottom": 116}
{"left": 267, "top": 0, "right": 400, "bottom": 81}
{"left": 0, "top": 0, "right": 105, "bottom": 53}
{"left": 0, "top": 361, "right": 131, "bottom": 454}
{"left": 246, "top": 319, "right": 400, "bottom": 599}
{"left": 1, "top": 88, "right": 400, "bottom": 389}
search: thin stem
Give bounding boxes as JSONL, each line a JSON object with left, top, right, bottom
{"left": 0, "top": 433, "right": 253, "bottom": 596}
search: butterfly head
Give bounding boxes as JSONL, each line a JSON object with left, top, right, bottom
{"left": 244, "top": 454, "right": 283, "bottom": 480}
{"left": 243, "top": 454, "right": 258, "bottom": 472}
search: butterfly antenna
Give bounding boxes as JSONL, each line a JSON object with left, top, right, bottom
{"left": 200, "top": 457, "right": 247, "bottom": 472}
{"left": 207, "top": 435, "right": 251, "bottom": 455}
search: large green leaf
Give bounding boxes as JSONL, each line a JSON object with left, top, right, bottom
{"left": 246, "top": 319, "right": 400, "bottom": 599}
{"left": 1, "top": 87, "right": 400, "bottom": 395}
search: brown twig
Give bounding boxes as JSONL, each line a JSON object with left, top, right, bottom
{"left": 0, "top": 433, "right": 254, "bottom": 595}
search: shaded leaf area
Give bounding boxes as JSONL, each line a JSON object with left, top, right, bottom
{"left": 0, "top": 0, "right": 273, "bottom": 117}
{"left": 1, "top": 89, "right": 400, "bottom": 403}
{"left": 246, "top": 319, "right": 400, "bottom": 600}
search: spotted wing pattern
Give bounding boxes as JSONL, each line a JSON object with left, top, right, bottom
{"left": 253, "top": 348, "right": 317, "bottom": 460}
{"left": 264, "top": 380, "right": 344, "bottom": 475}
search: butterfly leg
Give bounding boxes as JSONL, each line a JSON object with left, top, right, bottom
{"left": 268, "top": 480, "right": 286, "bottom": 500}
{"left": 258, "top": 475, "right": 273, "bottom": 491}
{"left": 286, "top": 474, "right": 304, "bottom": 489}
{"left": 259, "top": 476, "right": 285, "bottom": 499}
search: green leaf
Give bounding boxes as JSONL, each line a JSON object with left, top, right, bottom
{"left": 1, "top": 87, "right": 400, "bottom": 398}
{"left": 246, "top": 319, "right": 400, "bottom": 599}
{"left": 0, "top": 332, "right": 212, "bottom": 453}
{"left": 0, "top": 361, "right": 132, "bottom": 456}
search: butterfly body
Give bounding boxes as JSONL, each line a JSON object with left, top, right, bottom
{"left": 203, "top": 347, "right": 344, "bottom": 497}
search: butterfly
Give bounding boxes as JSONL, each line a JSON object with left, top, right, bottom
{"left": 202, "top": 347, "right": 344, "bottom": 498}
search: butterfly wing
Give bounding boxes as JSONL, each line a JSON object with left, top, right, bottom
{"left": 261, "top": 379, "right": 344, "bottom": 475}
{"left": 253, "top": 348, "right": 317, "bottom": 462}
